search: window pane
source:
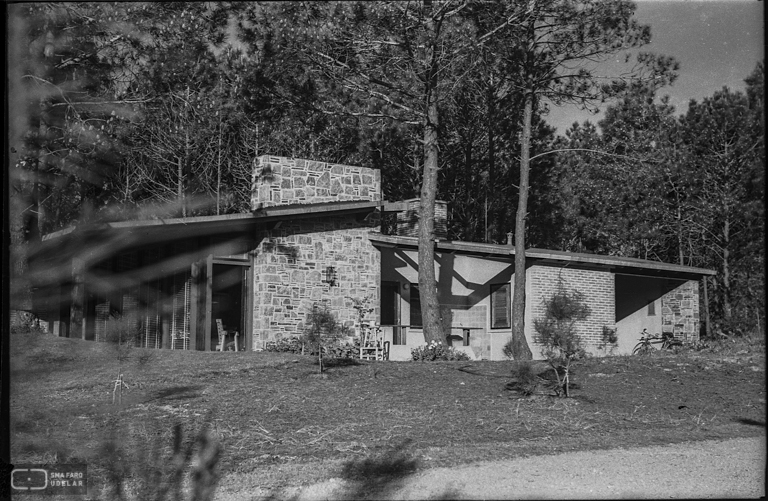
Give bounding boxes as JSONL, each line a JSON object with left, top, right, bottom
{"left": 491, "top": 283, "right": 510, "bottom": 329}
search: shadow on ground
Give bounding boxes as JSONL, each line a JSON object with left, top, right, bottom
{"left": 735, "top": 417, "right": 766, "bottom": 427}
{"left": 339, "top": 439, "right": 419, "bottom": 499}
{"left": 258, "top": 440, "right": 459, "bottom": 500}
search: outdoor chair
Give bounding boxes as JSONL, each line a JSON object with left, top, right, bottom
{"left": 360, "top": 321, "right": 387, "bottom": 361}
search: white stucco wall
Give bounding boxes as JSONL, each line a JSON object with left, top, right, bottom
{"left": 379, "top": 247, "right": 513, "bottom": 360}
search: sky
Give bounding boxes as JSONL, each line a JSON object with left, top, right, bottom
{"left": 544, "top": 0, "right": 765, "bottom": 135}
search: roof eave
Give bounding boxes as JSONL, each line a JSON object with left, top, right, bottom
{"left": 369, "top": 234, "right": 716, "bottom": 277}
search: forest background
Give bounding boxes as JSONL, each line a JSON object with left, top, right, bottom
{"left": 7, "top": 1, "right": 764, "bottom": 344}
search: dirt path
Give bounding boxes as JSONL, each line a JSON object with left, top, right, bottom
{"left": 224, "top": 436, "right": 766, "bottom": 500}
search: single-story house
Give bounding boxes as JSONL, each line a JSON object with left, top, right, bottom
{"left": 28, "top": 155, "right": 715, "bottom": 360}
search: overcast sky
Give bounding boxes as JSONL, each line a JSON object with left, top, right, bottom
{"left": 544, "top": 0, "right": 765, "bottom": 135}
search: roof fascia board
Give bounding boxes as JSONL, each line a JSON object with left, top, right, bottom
{"left": 527, "top": 249, "right": 716, "bottom": 276}
{"left": 370, "top": 234, "right": 715, "bottom": 277}
{"left": 252, "top": 200, "right": 381, "bottom": 219}
{"left": 42, "top": 200, "right": 387, "bottom": 241}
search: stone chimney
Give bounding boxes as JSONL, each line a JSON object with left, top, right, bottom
{"left": 396, "top": 198, "right": 448, "bottom": 240}
{"left": 251, "top": 156, "right": 381, "bottom": 210}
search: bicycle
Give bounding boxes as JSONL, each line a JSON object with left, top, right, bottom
{"left": 632, "top": 329, "right": 683, "bottom": 355}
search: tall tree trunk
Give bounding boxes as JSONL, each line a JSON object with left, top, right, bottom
{"left": 463, "top": 141, "right": 473, "bottom": 239}
{"left": 217, "top": 110, "right": 223, "bottom": 215}
{"left": 722, "top": 216, "right": 731, "bottom": 322}
{"left": 419, "top": 7, "right": 442, "bottom": 345}
{"left": 177, "top": 156, "right": 185, "bottom": 218}
{"left": 510, "top": 88, "right": 534, "bottom": 360}
{"left": 486, "top": 81, "right": 495, "bottom": 243}
{"left": 677, "top": 205, "right": 684, "bottom": 266}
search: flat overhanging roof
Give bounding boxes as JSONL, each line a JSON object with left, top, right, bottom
{"left": 368, "top": 234, "right": 716, "bottom": 279}
{"left": 37, "top": 201, "right": 716, "bottom": 281}
{"left": 35, "top": 200, "right": 384, "bottom": 268}
{"left": 42, "top": 200, "right": 383, "bottom": 243}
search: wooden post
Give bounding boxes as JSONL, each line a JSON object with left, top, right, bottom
{"left": 204, "top": 255, "right": 213, "bottom": 351}
{"left": 70, "top": 257, "right": 86, "bottom": 340}
{"left": 703, "top": 277, "right": 711, "bottom": 339}
{"left": 161, "top": 316, "right": 170, "bottom": 349}
{"left": 189, "top": 261, "right": 200, "bottom": 350}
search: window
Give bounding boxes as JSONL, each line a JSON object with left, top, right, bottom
{"left": 647, "top": 300, "right": 656, "bottom": 316}
{"left": 409, "top": 284, "right": 422, "bottom": 327}
{"left": 491, "top": 283, "right": 511, "bottom": 329}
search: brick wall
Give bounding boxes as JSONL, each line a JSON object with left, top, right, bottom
{"left": 527, "top": 265, "right": 615, "bottom": 353}
{"left": 661, "top": 280, "right": 700, "bottom": 344}
{"left": 252, "top": 156, "right": 381, "bottom": 210}
{"left": 396, "top": 198, "right": 448, "bottom": 239}
{"left": 251, "top": 216, "right": 380, "bottom": 347}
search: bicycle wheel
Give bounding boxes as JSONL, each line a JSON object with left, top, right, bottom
{"left": 632, "top": 342, "right": 649, "bottom": 355}
{"left": 663, "top": 339, "right": 683, "bottom": 350}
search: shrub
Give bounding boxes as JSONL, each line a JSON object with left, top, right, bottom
{"left": 105, "top": 315, "right": 142, "bottom": 362}
{"left": 597, "top": 325, "right": 618, "bottom": 354}
{"left": 534, "top": 280, "right": 591, "bottom": 397}
{"left": 507, "top": 361, "right": 541, "bottom": 396}
{"left": 264, "top": 336, "right": 361, "bottom": 360}
{"left": 302, "top": 303, "right": 351, "bottom": 373}
{"left": 411, "top": 340, "right": 470, "bottom": 361}
{"left": 264, "top": 337, "right": 305, "bottom": 354}
{"left": 502, "top": 339, "right": 515, "bottom": 360}
{"left": 10, "top": 311, "right": 46, "bottom": 334}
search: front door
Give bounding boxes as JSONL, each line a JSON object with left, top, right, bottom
{"left": 381, "top": 281, "right": 402, "bottom": 344}
{"left": 209, "top": 260, "right": 251, "bottom": 351}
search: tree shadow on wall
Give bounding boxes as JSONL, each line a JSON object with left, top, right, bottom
{"left": 260, "top": 241, "right": 299, "bottom": 262}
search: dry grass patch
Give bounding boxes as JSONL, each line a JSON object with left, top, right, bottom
{"left": 10, "top": 329, "right": 765, "bottom": 496}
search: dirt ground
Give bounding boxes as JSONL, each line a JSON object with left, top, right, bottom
{"left": 216, "top": 435, "right": 766, "bottom": 500}
{"left": 10, "top": 330, "right": 766, "bottom": 499}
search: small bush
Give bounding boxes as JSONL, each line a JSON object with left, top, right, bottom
{"left": 11, "top": 311, "right": 47, "bottom": 335}
{"left": 502, "top": 340, "right": 512, "bottom": 360}
{"left": 508, "top": 361, "right": 541, "bottom": 396}
{"left": 535, "top": 281, "right": 591, "bottom": 397}
{"left": 303, "top": 304, "right": 351, "bottom": 373}
{"left": 411, "top": 340, "right": 470, "bottom": 361}
{"left": 105, "top": 315, "right": 142, "bottom": 362}
{"left": 264, "top": 337, "right": 361, "bottom": 360}
{"left": 597, "top": 325, "right": 618, "bottom": 354}
{"left": 264, "top": 337, "right": 304, "bottom": 354}
{"left": 326, "top": 339, "right": 361, "bottom": 359}
{"left": 602, "top": 325, "right": 618, "bottom": 344}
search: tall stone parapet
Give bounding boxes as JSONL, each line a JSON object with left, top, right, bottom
{"left": 395, "top": 198, "right": 448, "bottom": 239}
{"left": 662, "top": 280, "right": 700, "bottom": 343}
{"left": 251, "top": 156, "right": 381, "bottom": 210}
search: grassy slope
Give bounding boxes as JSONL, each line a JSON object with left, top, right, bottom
{"left": 10, "top": 330, "right": 766, "bottom": 495}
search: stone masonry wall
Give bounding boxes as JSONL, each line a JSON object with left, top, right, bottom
{"left": 396, "top": 198, "right": 448, "bottom": 239}
{"left": 252, "top": 156, "right": 381, "bottom": 210}
{"left": 528, "top": 265, "right": 615, "bottom": 354}
{"left": 251, "top": 216, "right": 380, "bottom": 348}
{"left": 661, "top": 280, "right": 700, "bottom": 344}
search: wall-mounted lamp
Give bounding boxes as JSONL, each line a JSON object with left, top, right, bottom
{"left": 322, "top": 266, "right": 338, "bottom": 287}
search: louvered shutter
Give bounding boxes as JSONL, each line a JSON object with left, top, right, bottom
{"left": 491, "top": 284, "right": 510, "bottom": 329}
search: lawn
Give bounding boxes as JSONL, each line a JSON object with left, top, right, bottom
{"left": 10, "top": 329, "right": 766, "bottom": 499}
